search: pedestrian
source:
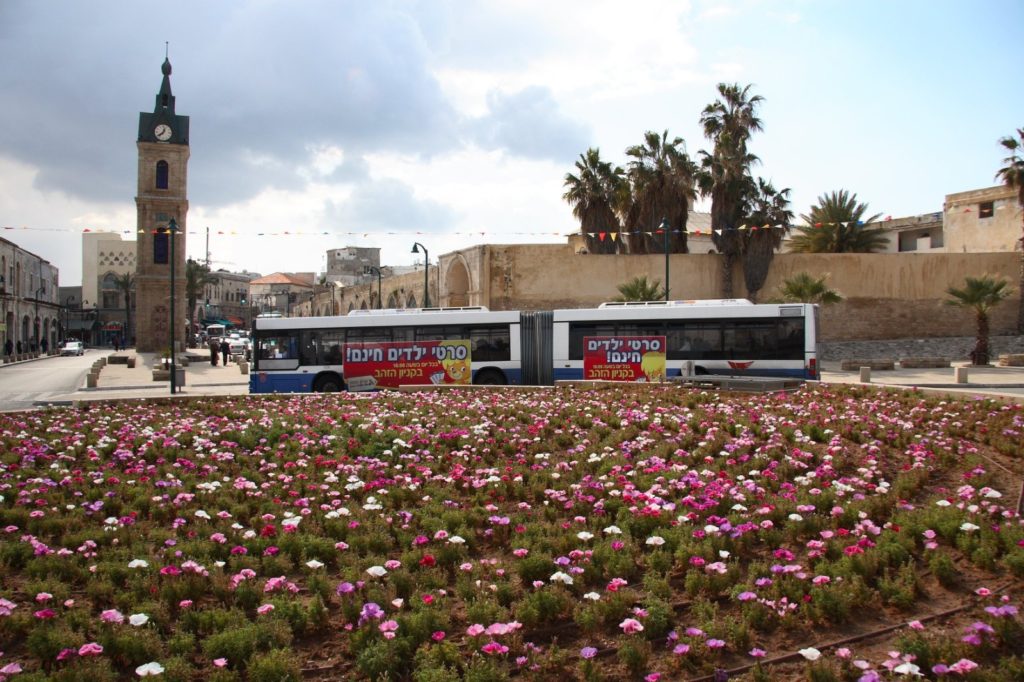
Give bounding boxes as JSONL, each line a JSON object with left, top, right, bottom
{"left": 16, "top": 340, "right": 22, "bottom": 355}
{"left": 41, "top": 338, "right": 48, "bottom": 354}
{"left": 4, "top": 339, "right": 12, "bottom": 358}
{"left": 209, "top": 339, "right": 219, "bottom": 366}
{"left": 220, "top": 339, "right": 230, "bottom": 366}
{"left": 113, "top": 336, "right": 120, "bottom": 352}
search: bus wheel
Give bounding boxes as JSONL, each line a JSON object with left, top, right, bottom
{"left": 694, "top": 366, "right": 709, "bottom": 376}
{"left": 314, "top": 376, "right": 342, "bottom": 392}
{"left": 474, "top": 369, "right": 506, "bottom": 385}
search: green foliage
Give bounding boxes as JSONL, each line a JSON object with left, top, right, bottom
{"left": 774, "top": 272, "right": 842, "bottom": 305}
{"left": 247, "top": 648, "right": 302, "bottom": 682}
{"left": 614, "top": 276, "right": 665, "bottom": 302}
{"left": 789, "top": 190, "right": 885, "bottom": 253}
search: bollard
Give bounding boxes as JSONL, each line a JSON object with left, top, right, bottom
{"left": 239, "top": 361, "right": 249, "bottom": 375}
{"left": 86, "top": 372, "right": 98, "bottom": 388}
{"left": 859, "top": 366, "right": 871, "bottom": 383}
{"left": 955, "top": 366, "right": 969, "bottom": 384}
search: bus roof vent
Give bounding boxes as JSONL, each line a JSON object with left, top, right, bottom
{"left": 347, "top": 306, "right": 489, "bottom": 316}
{"left": 598, "top": 299, "right": 752, "bottom": 308}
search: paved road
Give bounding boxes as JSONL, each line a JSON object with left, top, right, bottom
{"left": 0, "top": 352, "right": 98, "bottom": 411}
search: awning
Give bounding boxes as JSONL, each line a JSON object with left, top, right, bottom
{"left": 225, "top": 316, "right": 244, "bottom": 326}
{"left": 102, "top": 322, "right": 124, "bottom": 331}
{"left": 67, "top": 320, "right": 98, "bottom": 331}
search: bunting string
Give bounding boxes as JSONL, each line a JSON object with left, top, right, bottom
{"left": 3, "top": 209, "right": 1008, "bottom": 239}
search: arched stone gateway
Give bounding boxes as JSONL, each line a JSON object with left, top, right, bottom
{"left": 446, "top": 257, "right": 471, "bottom": 307}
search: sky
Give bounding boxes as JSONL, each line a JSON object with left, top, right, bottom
{"left": 1, "top": 0, "right": 1021, "bottom": 286}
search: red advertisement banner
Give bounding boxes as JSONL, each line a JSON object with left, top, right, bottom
{"left": 583, "top": 336, "right": 666, "bottom": 382}
{"left": 343, "top": 340, "right": 472, "bottom": 390}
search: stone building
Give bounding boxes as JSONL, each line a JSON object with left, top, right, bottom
{"left": 249, "top": 273, "right": 315, "bottom": 316}
{"left": 134, "top": 57, "right": 190, "bottom": 353}
{"left": 0, "top": 237, "right": 60, "bottom": 356}
{"left": 81, "top": 231, "right": 137, "bottom": 345}
{"left": 866, "top": 185, "right": 1021, "bottom": 254}
{"left": 196, "top": 269, "right": 260, "bottom": 331}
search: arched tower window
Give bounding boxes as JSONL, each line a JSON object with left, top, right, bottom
{"left": 156, "top": 161, "right": 169, "bottom": 189}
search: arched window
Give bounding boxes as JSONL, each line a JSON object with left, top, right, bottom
{"left": 156, "top": 161, "right": 169, "bottom": 189}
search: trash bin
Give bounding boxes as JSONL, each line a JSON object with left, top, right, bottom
{"left": 175, "top": 367, "right": 186, "bottom": 387}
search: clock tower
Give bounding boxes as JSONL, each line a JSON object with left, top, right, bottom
{"left": 135, "top": 57, "right": 190, "bottom": 353}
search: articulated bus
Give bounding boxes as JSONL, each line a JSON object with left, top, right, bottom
{"left": 248, "top": 300, "right": 818, "bottom": 393}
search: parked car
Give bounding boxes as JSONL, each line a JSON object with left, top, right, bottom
{"left": 60, "top": 341, "right": 84, "bottom": 356}
{"left": 227, "top": 334, "right": 252, "bottom": 360}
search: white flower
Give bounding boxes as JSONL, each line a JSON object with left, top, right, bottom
{"left": 645, "top": 536, "right": 665, "bottom": 547}
{"left": 194, "top": 510, "right": 211, "bottom": 520}
{"left": 448, "top": 535, "right": 465, "bottom": 544}
{"left": 960, "top": 522, "right": 980, "bottom": 532}
{"left": 798, "top": 648, "right": 821, "bottom": 661}
{"left": 577, "top": 531, "right": 594, "bottom": 541}
{"left": 583, "top": 592, "right": 601, "bottom": 601}
{"left": 305, "top": 560, "right": 324, "bottom": 569}
{"left": 719, "top": 550, "right": 730, "bottom": 559}
{"left": 935, "top": 500, "right": 951, "bottom": 507}
{"left": 391, "top": 598, "right": 404, "bottom": 609}
{"left": 893, "top": 662, "right": 923, "bottom": 676}
{"left": 128, "top": 559, "right": 149, "bottom": 569}
{"left": 788, "top": 513, "right": 804, "bottom": 522}
{"left": 703, "top": 524, "right": 721, "bottom": 535}
{"left": 281, "top": 516, "right": 302, "bottom": 529}
{"left": 366, "top": 565, "right": 388, "bottom": 578}
{"left": 550, "top": 571, "right": 574, "bottom": 585}
{"left": 136, "top": 661, "right": 165, "bottom": 676}
{"left": 129, "top": 613, "right": 149, "bottom": 627}
{"left": 603, "top": 525, "right": 622, "bottom": 535}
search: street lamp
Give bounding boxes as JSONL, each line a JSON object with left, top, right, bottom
{"left": 368, "top": 266, "right": 383, "bottom": 309}
{"left": 411, "top": 242, "right": 430, "bottom": 307}
{"left": 34, "top": 285, "right": 45, "bottom": 352}
{"left": 660, "top": 217, "right": 670, "bottom": 302}
{"left": 168, "top": 218, "right": 178, "bottom": 395}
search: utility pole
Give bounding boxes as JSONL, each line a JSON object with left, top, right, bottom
{"left": 205, "top": 226, "right": 210, "bottom": 268}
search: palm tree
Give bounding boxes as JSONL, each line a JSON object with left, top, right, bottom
{"left": 995, "top": 127, "right": 1024, "bottom": 332}
{"left": 945, "top": 275, "right": 1013, "bottom": 365}
{"left": 624, "top": 130, "right": 696, "bottom": 256}
{"left": 114, "top": 273, "right": 134, "bottom": 347}
{"left": 741, "top": 178, "right": 794, "bottom": 301}
{"left": 789, "top": 190, "right": 886, "bottom": 253}
{"left": 614, "top": 275, "right": 665, "bottom": 302}
{"left": 186, "top": 259, "right": 218, "bottom": 332}
{"left": 699, "top": 83, "right": 765, "bottom": 298}
{"left": 776, "top": 272, "right": 842, "bottom": 305}
{"left": 563, "top": 148, "right": 627, "bottom": 254}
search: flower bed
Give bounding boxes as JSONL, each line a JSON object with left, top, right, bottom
{"left": 0, "top": 385, "right": 1021, "bottom": 681}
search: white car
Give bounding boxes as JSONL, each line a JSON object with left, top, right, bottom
{"left": 60, "top": 341, "right": 84, "bottom": 356}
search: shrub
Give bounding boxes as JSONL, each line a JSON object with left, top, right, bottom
{"left": 248, "top": 648, "right": 302, "bottom": 682}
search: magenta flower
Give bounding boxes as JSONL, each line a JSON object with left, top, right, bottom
{"left": 580, "top": 646, "right": 598, "bottom": 659}
{"left": 481, "top": 641, "right": 509, "bottom": 655}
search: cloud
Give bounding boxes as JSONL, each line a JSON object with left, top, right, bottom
{"left": 323, "top": 178, "right": 458, "bottom": 233}
{"left": 0, "top": 1, "right": 461, "bottom": 209}
{"left": 469, "top": 87, "right": 591, "bottom": 163}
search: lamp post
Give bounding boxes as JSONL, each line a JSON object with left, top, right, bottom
{"left": 660, "top": 218, "right": 670, "bottom": 301}
{"left": 368, "top": 266, "right": 382, "bottom": 309}
{"left": 64, "top": 296, "right": 74, "bottom": 343}
{"left": 168, "top": 218, "right": 178, "bottom": 395}
{"left": 411, "top": 242, "right": 430, "bottom": 307}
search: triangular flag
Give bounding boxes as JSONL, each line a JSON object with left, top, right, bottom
{"left": 610, "top": 232, "right": 618, "bottom": 242}
{"left": 598, "top": 232, "right": 607, "bottom": 241}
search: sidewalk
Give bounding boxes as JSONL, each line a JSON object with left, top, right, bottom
{"left": 819, "top": 360, "right": 1024, "bottom": 402}
{"left": 42, "top": 349, "right": 250, "bottom": 406}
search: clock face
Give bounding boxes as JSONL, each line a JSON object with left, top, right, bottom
{"left": 154, "top": 124, "right": 173, "bottom": 142}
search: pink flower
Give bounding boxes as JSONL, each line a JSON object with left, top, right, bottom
{"left": 213, "top": 658, "right": 227, "bottom": 667}
{"left": 749, "top": 648, "right": 766, "bottom": 658}
{"left": 257, "top": 604, "right": 274, "bottom": 615}
{"left": 949, "top": 658, "right": 978, "bottom": 674}
{"left": 34, "top": 609, "right": 56, "bottom": 619}
{"left": 100, "top": 609, "right": 124, "bottom": 624}
{"left": 78, "top": 642, "right": 104, "bottom": 656}
{"left": 620, "top": 618, "right": 644, "bottom": 634}
{"left": 467, "top": 624, "right": 485, "bottom": 637}
{"left": 908, "top": 620, "right": 925, "bottom": 630}
{"left": 481, "top": 641, "right": 509, "bottom": 655}
{"left": 431, "top": 631, "right": 446, "bottom": 641}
